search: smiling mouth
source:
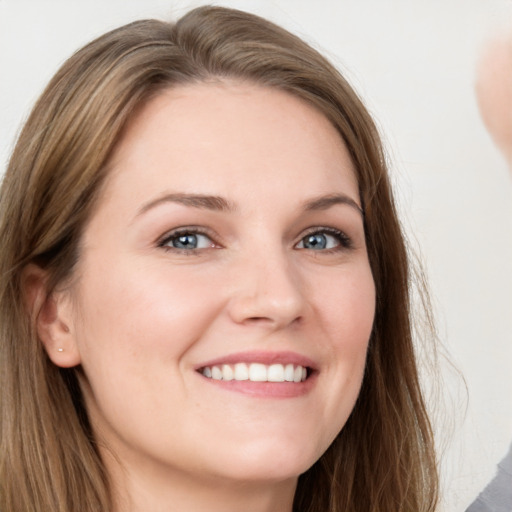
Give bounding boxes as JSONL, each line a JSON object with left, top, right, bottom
{"left": 199, "top": 363, "right": 310, "bottom": 383}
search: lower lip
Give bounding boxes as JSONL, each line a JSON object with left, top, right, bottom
{"left": 198, "top": 373, "right": 317, "bottom": 398}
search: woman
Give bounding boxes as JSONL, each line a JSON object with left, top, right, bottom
{"left": 0, "top": 6, "right": 438, "bottom": 512}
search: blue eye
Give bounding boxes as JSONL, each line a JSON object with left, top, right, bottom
{"left": 160, "top": 230, "right": 214, "bottom": 251}
{"left": 296, "top": 229, "right": 351, "bottom": 251}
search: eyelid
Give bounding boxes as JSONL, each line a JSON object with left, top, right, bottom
{"left": 157, "top": 226, "right": 220, "bottom": 251}
{"left": 295, "top": 226, "right": 353, "bottom": 250}
{"left": 156, "top": 225, "right": 354, "bottom": 253}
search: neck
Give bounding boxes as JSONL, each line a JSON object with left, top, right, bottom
{"left": 105, "top": 452, "right": 297, "bottom": 512}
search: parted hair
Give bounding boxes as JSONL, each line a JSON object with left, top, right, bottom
{"left": 0, "top": 6, "right": 438, "bottom": 512}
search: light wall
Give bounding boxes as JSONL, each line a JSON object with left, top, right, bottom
{"left": 1, "top": 1, "right": 511, "bottom": 509}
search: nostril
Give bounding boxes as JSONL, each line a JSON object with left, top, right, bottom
{"left": 242, "top": 316, "right": 277, "bottom": 326}
{"left": 243, "top": 315, "right": 302, "bottom": 327}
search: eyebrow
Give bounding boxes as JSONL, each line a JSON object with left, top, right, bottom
{"left": 137, "top": 193, "right": 235, "bottom": 217}
{"left": 136, "top": 191, "right": 363, "bottom": 218}
{"left": 302, "top": 194, "right": 363, "bottom": 216}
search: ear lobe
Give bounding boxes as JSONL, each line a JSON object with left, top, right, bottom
{"left": 22, "top": 264, "right": 81, "bottom": 368}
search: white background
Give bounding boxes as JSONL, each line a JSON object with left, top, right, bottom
{"left": 1, "top": 1, "right": 512, "bottom": 510}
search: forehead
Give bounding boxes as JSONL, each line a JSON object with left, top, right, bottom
{"left": 102, "top": 81, "right": 359, "bottom": 209}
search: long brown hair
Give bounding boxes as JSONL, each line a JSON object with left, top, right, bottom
{"left": 0, "top": 6, "right": 438, "bottom": 511}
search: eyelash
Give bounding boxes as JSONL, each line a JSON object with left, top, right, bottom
{"left": 157, "top": 226, "right": 353, "bottom": 254}
{"left": 158, "top": 227, "right": 216, "bottom": 254}
{"left": 298, "top": 227, "right": 353, "bottom": 252}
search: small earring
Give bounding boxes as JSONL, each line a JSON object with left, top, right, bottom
{"left": 57, "top": 348, "right": 64, "bottom": 352}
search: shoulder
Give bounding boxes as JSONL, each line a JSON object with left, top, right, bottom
{"left": 465, "top": 443, "right": 512, "bottom": 512}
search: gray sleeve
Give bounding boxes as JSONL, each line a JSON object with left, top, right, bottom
{"left": 465, "top": 443, "right": 512, "bottom": 512}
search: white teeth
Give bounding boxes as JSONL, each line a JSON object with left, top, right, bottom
{"left": 222, "top": 364, "right": 234, "bottom": 381}
{"left": 268, "top": 364, "right": 285, "bottom": 382}
{"left": 201, "top": 363, "right": 308, "bottom": 383}
{"left": 284, "top": 363, "right": 295, "bottom": 382}
{"left": 234, "top": 363, "right": 249, "bottom": 380}
{"left": 249, "top": 363, "right": 267, "bottom": 382}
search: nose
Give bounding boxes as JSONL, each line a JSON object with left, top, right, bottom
{"left": 227, "top": 249, "right": 306, "bottom": 329}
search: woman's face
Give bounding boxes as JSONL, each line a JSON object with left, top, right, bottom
{"left": 62, "top": 82, "right": 375, "bottom": 487}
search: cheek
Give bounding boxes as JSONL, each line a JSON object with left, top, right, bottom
{"left": 72, "top": 258, "right": 228, "bottom": 445}
{"left": 74, "top": 257, "right": 225, "bottom": 376}
{"left": 316, "top": 263, "right": 375, "bottom": 351}
{"left": 310, "top": 263, "right": 375, "bottom": 429}
{"left": 336, "top": 266, "right": 375, "bottom": 391}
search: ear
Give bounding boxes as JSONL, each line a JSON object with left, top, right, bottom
{"left": 22, "top": 264, "right": 81, "bottom": 368}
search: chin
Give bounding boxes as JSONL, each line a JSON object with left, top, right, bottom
{"left": 209, "top": 437, "right": 324, "bottom": 484}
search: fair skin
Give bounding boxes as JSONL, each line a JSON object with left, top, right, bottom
{"left": 34, "top": 82, "right": 375, "bottom": 512}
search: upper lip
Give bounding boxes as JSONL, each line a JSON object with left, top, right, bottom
{"left": 195, "top": 350, "right": 318, "bottom": 371}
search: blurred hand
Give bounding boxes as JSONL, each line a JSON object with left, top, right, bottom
{"left": 475, "top": 29, "right": 512, "bottom": 166}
